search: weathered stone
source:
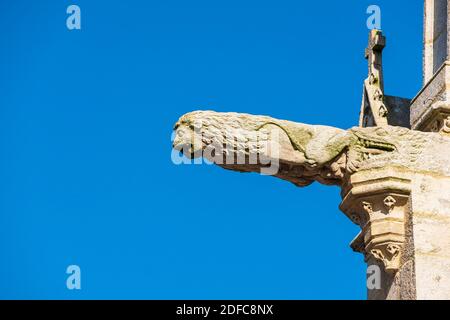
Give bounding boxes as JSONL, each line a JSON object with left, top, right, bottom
{"left": 423, "top": 0, "right": 449, "bottom": 84}
{"left": 413, "top": 1, "right": 450, "bottom": 132}
{"left": 173, "top": 110, "right": 450, "bottom": 299}
{"left": 172, "top": 1, "right": 450, "bottom": 299}
{"left": 359, "top": 30, "right": 411, "bottom": 129}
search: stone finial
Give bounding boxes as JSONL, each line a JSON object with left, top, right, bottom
{"left": 360, "top": 30, "right": 389, "bottom": 127}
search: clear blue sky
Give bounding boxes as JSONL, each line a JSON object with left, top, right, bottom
{"left": 0, "top": 1, "right": 422, "bottom": 299}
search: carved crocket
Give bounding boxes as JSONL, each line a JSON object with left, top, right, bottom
{"left": 172, "top": 110, "right": 450, "bottom": 188}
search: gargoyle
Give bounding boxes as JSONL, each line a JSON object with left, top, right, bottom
{"left": 170, "top": 13, "right": 450, "bottom": 298}
{"left": 172, "top": 110, "right": 450, "bottom": 188}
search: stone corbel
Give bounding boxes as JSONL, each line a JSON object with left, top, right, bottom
{"left": 340, "top": 168, "right": 411, "bottom": 274}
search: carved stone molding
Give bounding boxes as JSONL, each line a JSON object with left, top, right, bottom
{"left": 340, "top": 168, "right": 411, "bottom": 274}
{"left": 369, "top": 242, "right": 402, "bottom": 273}
{"left": 411, "top": 62, "right": 450, "bottom": 131}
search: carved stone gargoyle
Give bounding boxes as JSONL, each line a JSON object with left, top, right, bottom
{"left": 172, "top": 6, "right": 450, "bottom": 297}
{"left": 173, "top": 110, "right": 449, "bottom": 186}
{"left": 172, "top": 109, "right": 450, "bottom": 299}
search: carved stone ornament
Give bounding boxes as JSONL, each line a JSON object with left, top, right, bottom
{"left": 378, "top": 104, "right": 388, "bottom": 117}
{"left": 368, "top": 73, "right": 377, "bottom": 85}
{"left": 369, "top": 242, "right": 402, "bottom": 273}
{"left": 339, "top": 169, "right": 410, "bottom": 274}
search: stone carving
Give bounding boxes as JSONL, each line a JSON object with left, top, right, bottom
{"left": 383, "top": 196, "right": 396, "bottom": 213}
{"left": 174, "top": 110, "right": 450, "bottom": 187}
{"left": 340, "top": 182, "right": 410, "bottom": 277}
{"left": 172, "top": 1, "right": 450, "bottom": 300}
{"left": 378, "top": 104, "right": 388, "bottom": 117}
{"left": 370, "top": 242, "right": 402, "bottom": 274}
{"left": 173, "top": 110, "right": 449, "bottom": 278}
{"left": 373, "top": 89, "right": 383, "bottom": 101}
{"left": 368, "top": 73, "right": 377, "bottom": 85}
{"left": 362, "top": 201, "right": 373, "bottom": 215}
{"left": 174, "top": 110, "right": 350, "bottom": 186}
{"left": 410, "top": 64, "right": 450, "bottom": 131}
